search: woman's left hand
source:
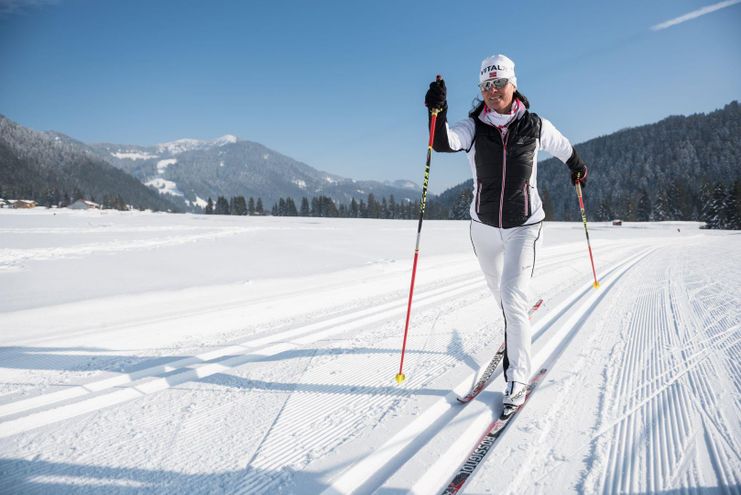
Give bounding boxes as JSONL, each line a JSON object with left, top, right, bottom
{"left": 571, "top": 166, "right": 588, "bottom": 187}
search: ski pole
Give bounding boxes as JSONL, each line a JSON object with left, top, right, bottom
{"left": 575, "top": 176, "right": 600, "bottom": 288}
{"left": 396, "top": 81, "right": 442, "bottom": 384}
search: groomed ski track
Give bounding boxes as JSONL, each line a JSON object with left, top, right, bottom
{"left": 0, "top": 215, "right": 739, "bottom": 494}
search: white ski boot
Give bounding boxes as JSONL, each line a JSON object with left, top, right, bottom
{"left": 503, "top": 381, "right": 527, "bottom": 409}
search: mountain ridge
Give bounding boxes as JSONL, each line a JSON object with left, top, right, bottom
{"left": 0, "top": 114, "right": 422, "bottom": 211}
{"left": 0, "top": 114, "right": 182, "bottom": 211}
{"left": 88, "top": 133, "right": 421, "bottom": 210}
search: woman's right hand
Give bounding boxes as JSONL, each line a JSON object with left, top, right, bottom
{"left": 425, "top": 76, "right": 447, "bottom": 111}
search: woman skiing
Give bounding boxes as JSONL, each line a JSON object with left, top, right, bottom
{"left": 424, "top": 54, "right": 588, "bottom": 409}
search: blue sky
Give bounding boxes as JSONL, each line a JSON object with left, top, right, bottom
{"left": 1, "top": 0, "right": 739, "bottom": 193}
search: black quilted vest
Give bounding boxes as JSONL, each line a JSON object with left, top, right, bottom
{"left": 470, "top": 103, "right": 542, "bottom": 228}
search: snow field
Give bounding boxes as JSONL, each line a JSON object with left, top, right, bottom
{"left": 0, "top": 211, "right": 738, "bottom": 494}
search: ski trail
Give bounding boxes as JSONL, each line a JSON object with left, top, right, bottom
{"left": 508, "top": 238, "right": 741, "bottom": 495}
{"left": 232, "top": 295, "right": 499, "bottom": 494}
{"left": 0, "top": 275, "right": 488, "bottom": 439}
{"left": 232, "top": 245, "right": 642, "bottom": 494}
{"left": 596, "top": 241, "right": 741, "bottom": 494}
{"left": 0, "top": 225, "right": 269, "bottom": 269}
{"left": 0, "top": 245, "right": 603, "bottom": 435}
{"left": 458, "top": 248, "right": 656, "bottom": 495}
{"left": 313, "top": 248, "right": 653, "bottom": 495}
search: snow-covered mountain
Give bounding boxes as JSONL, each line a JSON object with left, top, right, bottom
{"left": 0, "top": 115, "right": 182, "bottom": 212}
{"left": 156, "top": 134, "right": 239, "bottom": 155}
{"left": 0, "top": 114, "right": 421, "bottom": 211}
{"left": 89, "top": 135, "right": 420, "bottom": 210}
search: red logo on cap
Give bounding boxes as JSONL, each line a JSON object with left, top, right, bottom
{"left": 489, "top": 71, "right": 497, "bottom": 78}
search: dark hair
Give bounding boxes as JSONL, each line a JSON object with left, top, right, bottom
{"left": 469, "top": 89, "right": 531, "bottom": 117}
{"left": 514, "top": 90, "right": 530, "bottom": 109}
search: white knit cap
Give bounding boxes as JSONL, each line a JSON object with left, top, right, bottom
{"left": 479, "top": 54, "right": 517, "bottom": 88}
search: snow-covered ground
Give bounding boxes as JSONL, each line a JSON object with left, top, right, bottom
{"left": 0, "top": 209, "right": 739, "bottom": 494}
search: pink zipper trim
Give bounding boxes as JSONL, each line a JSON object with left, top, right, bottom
{"left": 498, "top": 129, "right": 509, "bottom": 228}
{"left": 523, "top": 182, "right": 529, "bottom": 217}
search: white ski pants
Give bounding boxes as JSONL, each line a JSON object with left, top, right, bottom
{"left": 470, "top": 220, "right": 543, "bottom": 384}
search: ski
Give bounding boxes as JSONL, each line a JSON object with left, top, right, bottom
{"left": 456, "top": 298, "right": 543, "bottom": 404}
{"left": 456, "top": 344, "right": 505, "bottom": 404}
{"left": 441, "top": 367, "right": 548, "bottom": 495}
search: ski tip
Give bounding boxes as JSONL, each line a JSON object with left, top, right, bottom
{"left": 395, "top": 373, "right": 406, "bottom": 384}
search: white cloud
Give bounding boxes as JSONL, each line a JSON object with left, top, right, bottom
{"left": 0, "top": 0, "right": 58, "bottom": 17}
{"left": 651, "top": 0, "right": 741, "bottom": 30}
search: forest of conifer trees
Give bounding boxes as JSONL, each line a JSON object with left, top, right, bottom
{"left": 199, "top": 177, "right": 741, "bottom": 230}
{"left": 203, "top": 193, "right": 447, "bottom": 219}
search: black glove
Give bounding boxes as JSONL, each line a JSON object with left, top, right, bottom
{"left": 425, "top": 77, "right": 447, "bottom": 111}
{"left": 571, "top": 166, "right": 588, "bottom": 188}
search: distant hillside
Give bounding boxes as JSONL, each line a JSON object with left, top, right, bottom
{"left": 434, "top": 101, "right": 741, "bottom": 227}
{"left": 88, "top": 137, "right": 421, "bottom": 211}
{"left": 0, "top": 116, "right": 421, "bottom": 213}
{"left": 0, "top": 115, "right": 181, "bottom": 211}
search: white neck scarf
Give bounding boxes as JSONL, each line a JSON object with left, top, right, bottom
{"left": 479, "top": 98, "right": 525, "bottom": 132}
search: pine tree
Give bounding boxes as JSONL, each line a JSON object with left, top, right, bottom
{"left": 109, "top": 194, "right": 127, "bottom": 211}
{"left": 367, "top": 193, "right": 380, "bottom": 218}
{"left": 388, "top": 195, "right": 398, "bottom": 219}
{"left": 248, "top": 197, "right": 255, "bottom": 215}
{"left": 300, "top": 197, "right": 310, "bottom": 216}
{"left": 205, "top": 197, "right": 214, "bottom": 215}
{"left": 256, "top": 198, "right": 264, "bottom": 215}
{"left": 450, "top": 189, "right": 472, "bottom": 220}
{"left": 722, "top": 185, "right": 739, "bottom": 229}
{"left": 668, "top": 179, "right": 693, "bottom": 220}
{"left": 232, "top": 196, "right": 247, "bottom": 215}
{"left": 286, "top": 197, "right": 298, "bottom": 216}
{"left": 325, "top": 196, "right": 339, "bottom": 217}
{"left": 715, "top": 183, "right": 737, "bottom": 229}
{"left": 359, "top": 200, "right": 367, "bottom": 218}
{"left": 215, "top": 196, "right": 230, "bottom": 215}
{"left": 636, "top": 189, "right": 651, "bottom": 221}
{"left": 732, "top": 180, "right": 741, "bottom": 229}
{"left": 653, "top": 188, "right": 670, "bottom": 221}
{"left": 540, "top": 188, "right": 556, "bottom": 221}
{"left": 700, "top": 183, "right": 719, "bottom": 228}
{"left": 596, "top": 202, "right": 608, "bottom": 221}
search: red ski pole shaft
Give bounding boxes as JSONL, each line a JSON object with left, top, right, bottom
{"left": 396, "top": 88, "right": 441, "bottom": 384}
{"left": 575, "top": 179, "right": 600, "bottom": 288}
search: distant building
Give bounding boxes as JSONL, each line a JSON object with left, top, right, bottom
{"left": 0, "top": 199, "right": 7, "bottom": 208}
{"left": 68, "top": 199, "right": 100, "bottom": 210}
{"left": 11, "top": 199, "right": 37, "bottom": 209}
{"left": 612, "top": 219, "right": 623, "bottom": 226}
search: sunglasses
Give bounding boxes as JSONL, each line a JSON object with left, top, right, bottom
{"left": 479, "top": 78, "right": 509, "bottom": 91}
